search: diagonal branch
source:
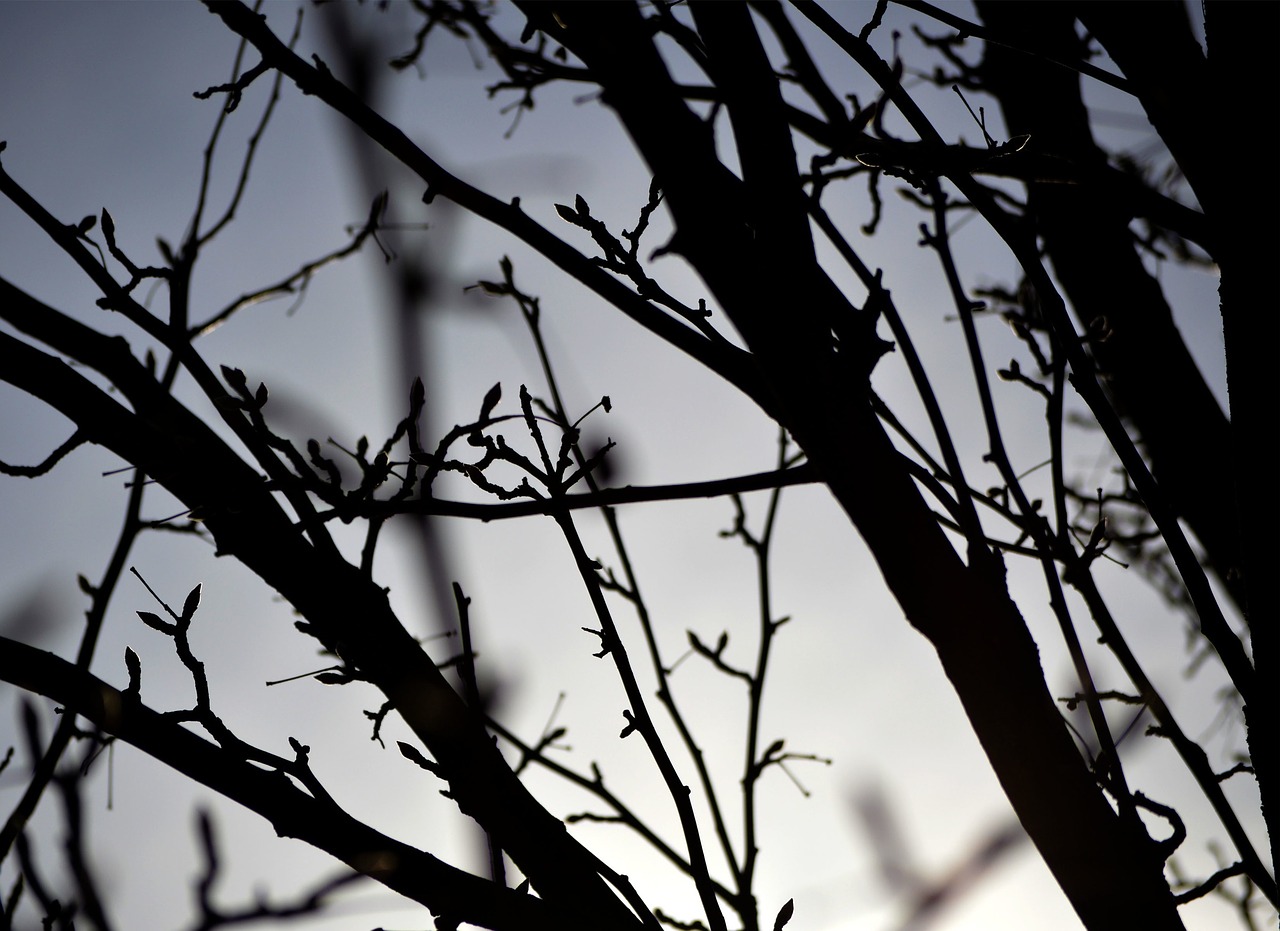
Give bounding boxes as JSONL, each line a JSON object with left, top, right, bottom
{"left": 0, "top": 637, "right": 560, "bottom": 931}
{"left": 0, "top": 327, "right": 644, "bottom": 927}
{"left": 525, "top": 3, "right": 1188, "bottom": 926}
{"left": 793, "top": 0, "right": 1254, "bottom": 717}
{"left": 201, "top": 0, "right": 775, "bottom": 423}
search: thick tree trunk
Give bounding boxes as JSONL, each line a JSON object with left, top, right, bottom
{"left": 976, "top": 2, "right": 1240, "bottom": 605}
{"left": 1199, "top": 2, "right": 1279, "bottom": 868}
{"left": 528, "top": 3, "right": 1187, "bottom": 927}
{"left": 979, "top": 0, "right": 1278, "bottom": 874}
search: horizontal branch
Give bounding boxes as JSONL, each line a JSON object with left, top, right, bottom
{"left": 0, "top": 637, "right": 561, "bottom": 931}
{"left": 339, "top": 463, "right": 820, "bottom": 523}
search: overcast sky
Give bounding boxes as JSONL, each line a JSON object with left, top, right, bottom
{"left": 0, "top": 3, "right": 1259, "bottom": 931}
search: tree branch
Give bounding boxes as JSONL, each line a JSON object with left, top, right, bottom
{"left": 0, "top": 637, "right": 561, "bottom": 931}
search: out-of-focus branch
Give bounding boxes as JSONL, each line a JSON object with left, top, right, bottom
{"left": 0, "top": 637, "right": 562, "bottom": 931}
{"left": 0, "top": 309, "right": 645, "bottom": 927}
{"left": 201, "top": 0, "right": 775, "bottom": 423}
{"left": 531, "top": 2, "right": 1189, "bottom": 926}
{"left": 0, "top": 467, "right": 145, "bottom": 866}
{"left": 793, "top": 0, "right": 1254, "bottom": 710}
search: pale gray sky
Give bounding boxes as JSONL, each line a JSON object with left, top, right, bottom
{"left": 0, "top": 3, "right": 1255, "bottom": 931}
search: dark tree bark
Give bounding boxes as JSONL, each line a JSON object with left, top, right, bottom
{"left": 2, "top": 2, "right": 1273, "bottom": 928}
{"left": 515, "top": 3, "right": 1188, "bottom": 927}
{"left": 975, "top": 2, "right": 1238, "bottom": 602}
{"left": 977, "top": 0, "right": 1278, "bottom": 875}
{"left": 0, "top": 272, "right": 642, "bottom": 930}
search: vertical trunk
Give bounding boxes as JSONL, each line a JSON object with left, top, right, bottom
{"left": 976, "top": 2, "right": 1241, "bottom": 612}
{"left": 979, "top": 0, "right": 1277, "bottom": 872}
{"left": 530, "top": 3, "right": 1187, "bottom": 926}
{"left": 1201, "top": 2, "right": 1279, "bottom": 866}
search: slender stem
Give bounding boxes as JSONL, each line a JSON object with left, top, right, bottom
{"left": 1069, "top": 568, "right": 1279, "bottom": 905}
{"left": 0, "top": 470, "right": 146, "bottom": 863}
{"left": 487, "top": 716, "right": 736, "bottom": 907}
{"left": 793, "top": 0, "right": 1254, "bottom": 702}
{"left": 923, "top": 180, "right": 1136, "bottom": 823}
{"left": 514, "top": 281, "right": 744, "bottom": 893}
{"left": 738, "top": 433, "right": 789, "bottom": 921}
{"left": 552, "top": 507, "right": 727, "bottom": 931}
{"left": 203, "top": 0, "right": 773, "bottom": 421}
{"left": 807, "top": 199, "right": 985, "bottom": 556}
{"left": 0, "top": 161, "right": 338, "bottom": 559}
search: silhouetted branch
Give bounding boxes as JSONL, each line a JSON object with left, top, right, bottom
{"left": 186, "top": 810, "right": 365, "bottom": 931}
{"left": 5, "top": 3, "right": 1274, "bottom": 928}
{"left": 202, "top": 0, "right": 775, "bottom": 421}
{"left": 1174, "top": 862, "right": 1248, "bottom": 905}
{"left": 485, "top": 719, "right": 735, "bottom": 906}
{"left": 190, "top": 192, "right": 388, "bottom": 337}
{"left": 192, "top": 10, "right": 299, "bottom": 247}
{"left": 0, "top": 430, "right": 85, "bottom": 478}
{"left": 0, "top": 637, "right": 563, "bottom": 931}
{"left": 0, "top": 467, "right": 147, "bottom": 866}
{"left": 326, "top": 464, "right": 818, "bottom": 524}
{"left": 891, "top": 0, "right": 1132, "bottom": 93}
